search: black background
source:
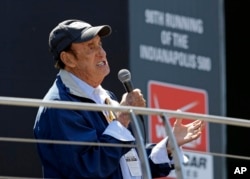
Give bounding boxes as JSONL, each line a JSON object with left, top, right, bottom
{"left": 225, "top": 1, "right": 250, "bottom": 178}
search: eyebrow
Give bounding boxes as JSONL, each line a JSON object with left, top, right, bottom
{"left": 87, "top": 38, "right": 102, "bottom": 46}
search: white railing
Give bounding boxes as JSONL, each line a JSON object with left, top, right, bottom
{"left": 0, "top": 96, "right": 250, "bottom": 179}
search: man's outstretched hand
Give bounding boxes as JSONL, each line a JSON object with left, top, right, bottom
{"left": 172, "top": 117, "right": 204, "bottom": 147}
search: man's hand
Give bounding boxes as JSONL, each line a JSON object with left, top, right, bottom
{"left": 172, "top": 117, "right": 204, "bottom": 147}
{"left": 117, "top": 89, "right": 146, "bottom": 127}
{"left": 120, "top": 89, "right": 146, "bottom": 107}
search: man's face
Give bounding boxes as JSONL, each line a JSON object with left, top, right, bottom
{"left": 65, "top": 35, "right": 110, "bottom": 87}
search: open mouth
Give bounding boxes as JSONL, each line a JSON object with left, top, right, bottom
{"left": 97, "top": 61, "right": 107, "bottom": 66}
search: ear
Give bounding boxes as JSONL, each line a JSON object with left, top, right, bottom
{"left": 60, "top": 51, "right": 76, "bottom": 68}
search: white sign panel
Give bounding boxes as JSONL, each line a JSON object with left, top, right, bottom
{"left": 166, "top": 152, "right": 213, "bottom": 179}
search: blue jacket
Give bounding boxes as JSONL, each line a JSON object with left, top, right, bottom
{"left": 33, "top": 70, "right": 173, "bottom": 178}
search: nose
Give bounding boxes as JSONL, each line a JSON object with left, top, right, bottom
{"left": 97, "top": 45, "right": 106, "bottom": 57}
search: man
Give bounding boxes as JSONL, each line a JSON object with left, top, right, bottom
{"left": 33, "top": 19, "right": 203, "bottom": 178}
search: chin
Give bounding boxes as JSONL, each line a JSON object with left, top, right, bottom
{"left": 104, "top": 66, "right": 110, "bottom": 75}
{"left": 104, "top": 69, "right": 110, "bottom": 77}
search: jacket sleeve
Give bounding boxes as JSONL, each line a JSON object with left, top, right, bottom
{"left": 146, "top": 139, "right": 175, "bottom": 178}
{"left": 34, "top": 106, "right": 133, "bottom": 178}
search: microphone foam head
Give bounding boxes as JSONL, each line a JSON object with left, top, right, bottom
{"left": 118, "top": 69, "right": 131, "bottom": 83}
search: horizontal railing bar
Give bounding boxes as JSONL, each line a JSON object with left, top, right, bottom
{"left": 0, "top": 96, "right": 249, "bottom": 128}
{"left": 183, "top": 149, "right": 250, "bottom": 161}
{"left": 0, "top": 137, "right": 136, "bottom": 148}
{"left": 0, "top": 136, "right": 249, "bottom": 161}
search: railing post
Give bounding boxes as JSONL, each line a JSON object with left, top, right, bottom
{"left": 129, "top": 110, "right": 151, "bottom": 179}
{"left": 161, "top": 113, "right": 185, "bottom": 179}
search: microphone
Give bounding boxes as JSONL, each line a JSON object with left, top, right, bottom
{"left": 117, "top": 69, "right": 146, "bottom": 142}
{"left": 117, "top": 69, "right": 134, "bottom": 92}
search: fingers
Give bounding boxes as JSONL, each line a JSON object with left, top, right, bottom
{"left": 193, "top": 128, "right": 202, "bottom": 138}
{"left": 192, "top": 120, "right": 202, "bottom": 130}
{"left": 189, "top": 120, "right": 203, "bottom": 141}
{"left": 174, "top": 118, "right": 183, "bottom": 126}
{"left": 184, "top": 126, "right": 202, "bottom": 142}
{"left": 174, "top": 109, "right": 183, "bottom": 125}
{"left": 190, "top": 132, "right": 201, "bottom": 140}
{"left": 126, "top": 89, "right": 146, "bottom": 107}
{"left": 192, "top": 120, "right": 204, "bottom": 132}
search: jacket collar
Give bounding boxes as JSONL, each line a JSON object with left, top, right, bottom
{"left": 58, "top": 69, "right": 90, "bottom": 98}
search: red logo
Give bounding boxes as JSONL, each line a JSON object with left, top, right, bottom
{"left": 148, "top": 81, "right": 209, "bottom": 152}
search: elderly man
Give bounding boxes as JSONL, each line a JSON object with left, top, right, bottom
{"left": 33, "top": 19, "right": 203, "bottom": 179}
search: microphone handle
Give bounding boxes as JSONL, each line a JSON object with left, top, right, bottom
{"left": 123, "top": 81, "right": 147, "bottom": 143}
{"left": 123, "top": 81, "right": 134, "bottom": 93}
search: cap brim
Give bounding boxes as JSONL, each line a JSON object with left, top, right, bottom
{"left": 76, "top": 25, "right": 112, "bottom": 42}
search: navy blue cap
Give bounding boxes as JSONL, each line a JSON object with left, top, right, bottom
{"left": 48, "top": 19, "right": 112, "bottom": 60}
